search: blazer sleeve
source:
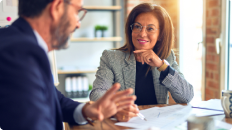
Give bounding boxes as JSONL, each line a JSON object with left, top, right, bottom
{"left": 90, "top": 50, "right": 115, "bottom": 101}
{"left": 55, "top": 88, "right": 81, "bottom": 125}
{"left": 161, "top": 51, "right": 194, "bottom": 103}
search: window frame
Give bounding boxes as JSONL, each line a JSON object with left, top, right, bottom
{"left": 220, "top": 0, "right": 230, "bottom": 94}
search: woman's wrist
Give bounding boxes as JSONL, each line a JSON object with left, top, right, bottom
{"left": 157, "top": 59, "right": 163, "bottom": 68}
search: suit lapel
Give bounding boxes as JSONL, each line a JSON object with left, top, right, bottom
{"left": 122, "top": 52, "right": 136, "bottom": 94}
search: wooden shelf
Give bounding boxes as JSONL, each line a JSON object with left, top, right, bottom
{"left": 84, "top": 6, "right": 121, "bottom": 11}
{"left": 70, "top": 37, "right": 122, "bottom": 42}
{"left": 58, "top": 70, "right": 97, "bottom": 74}
{"left": 71, "top": 97, "right": 90, "bottom": 103}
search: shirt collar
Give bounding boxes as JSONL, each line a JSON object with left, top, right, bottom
{"left": 33, "top": 30, "right": 48, "bottom": 53}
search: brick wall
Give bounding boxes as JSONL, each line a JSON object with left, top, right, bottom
{"left": 126, "top": 0, "right": 179, "bottom": 104}
{"left": 205, "top": 0, "right": 221, "bottom": 100}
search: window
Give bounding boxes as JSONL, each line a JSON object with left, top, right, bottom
{"left": 228, "top": 0, "right": 232, "bottom": 89}
{"left": 220, "top": 0, "right": 230, "bottom": 91}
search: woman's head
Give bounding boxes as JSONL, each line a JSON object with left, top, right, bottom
{"left": 120, "top": 3, "right": 174, "bottom": 59}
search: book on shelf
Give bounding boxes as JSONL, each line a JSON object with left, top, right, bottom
{"left": 65, "top": 75, "right": 90, "bottom": 98}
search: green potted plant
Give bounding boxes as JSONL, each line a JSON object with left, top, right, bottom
{"left": 101, "top": 26, "right": 108, "bottom": 37}
{"left": 95, "top": 25, "right": 102, "bottom": 38}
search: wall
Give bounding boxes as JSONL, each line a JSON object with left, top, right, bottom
{"left": 205, "top": 0, "right": 221, "bottom": 100}
{"left": 126, "top": 0, "right": 179, "bottom": 104}
{"left": 0, "top": 1, "right": 18, "bottom": 27}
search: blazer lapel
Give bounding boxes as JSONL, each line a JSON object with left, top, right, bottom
{"left": 122, "top": 52, "right": 136, "bottom": 95}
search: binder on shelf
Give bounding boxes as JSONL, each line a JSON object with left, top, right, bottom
{"left": 65, "top": 77, "right": 72, "bottom": 98}
{"left": 76, "top": 76, "right": 83, "bottom": 98}
{"left": 71, "top": 77, "right": 78, "bottom": 98}
{"left": 82, "top": 76, "right": 89, "bottom": 97}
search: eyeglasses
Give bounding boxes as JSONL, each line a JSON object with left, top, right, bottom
{"left": 130, "top": 23, "right": 159, "bottom": 35}
{"left": 64, "top": 0, "right": 87, "bottom": 22}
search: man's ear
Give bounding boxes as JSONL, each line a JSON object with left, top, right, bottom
{"left": 50, "top": 0, "right": 65, "bottom": 22}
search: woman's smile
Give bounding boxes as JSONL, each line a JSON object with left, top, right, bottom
{"left": 137, "top": 39, "right": 148, "bottom": 45}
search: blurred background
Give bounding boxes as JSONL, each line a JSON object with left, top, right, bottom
{"left": 0, "top": 0, "right": 231, "bottom": 104}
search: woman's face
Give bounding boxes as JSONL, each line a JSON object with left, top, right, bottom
{"left": 131, "top": 12, "right": 160, "bottom": 50}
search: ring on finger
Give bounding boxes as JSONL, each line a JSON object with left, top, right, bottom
{"left": 123, "top": 115, "right": 125, "bottom": 120}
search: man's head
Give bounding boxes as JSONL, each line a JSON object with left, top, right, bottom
{"left": 18, "top": 0, "right": 86, "bottom": 50}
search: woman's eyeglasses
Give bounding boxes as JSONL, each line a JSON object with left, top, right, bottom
{"left": 130, "top": 23, "right": 159, "bottom": 35}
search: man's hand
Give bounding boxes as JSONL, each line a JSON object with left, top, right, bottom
{"left": 114, "top": 104, "right": 139, "bottom": 122}
{"left": 82, "top": 83, "right": 136, "bottom": 121}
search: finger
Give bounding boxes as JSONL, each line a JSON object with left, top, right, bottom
{"left": 116, "top": 96, "right": 136, "bottom": 110}
{"left": 141, "top": 55, "right": 145, "bottom": 64}
{"left": 111, "top": 88, "right": 134, "bottom": 102}
{"left": 133, "top": 50, "right": 147, "bottom": 53}
{"left": 115, "top": 96, "right": 136, "bottom": 107}
{"left": 114, "top": 96, "right": 136, "bottom": 108}
{"left": 142, "top": 54, "right": 150, "bottom": 64}
{"left": 127, "top": 111, "right": 138, "bottom": 118}
{"left": 124, "top": 104, "right": 139, "bottom": 114}
{"left": 101, "top": 83, "right": 121, "bottom": 99}
{"left": 117, "top": 103, "right": 133, "bottom": 112}
{"left": 145, "top": 55, "right": 152, "bottom": 64}
{"left": 98, "top": 113, "right": 104, "bottom": 121}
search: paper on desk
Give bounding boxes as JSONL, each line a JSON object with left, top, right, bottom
{"left": 191, "top": 99, "right": 223, "bottom": 111}
{"left": 191, "top": 108, "right": 224, "bottom": 117}
{"left": 115, "top": 104, "right": 192, "bottom": 130}
{"left": 215, "top": 120, "right": 232, "bottom": 130}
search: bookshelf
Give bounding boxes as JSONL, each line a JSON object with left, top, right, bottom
{"left": 70, "top": 37, "right": 122, "bottom": 42}
{"left": 83, "top": 6, "right": 121, "bottom": 11}
{"left": 55, "top": 0, "right": 125, "bottom": 98}
{"left": 58, "top": 70, "right": 97, "bottom": 74}
{"left": 71, "top": 97, "right": 90, "bottom": 103}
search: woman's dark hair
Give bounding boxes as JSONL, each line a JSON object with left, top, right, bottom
{"left": 117, "top": 3, "right": 174, "bottom": 60}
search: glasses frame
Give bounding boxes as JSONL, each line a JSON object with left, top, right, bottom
{"left": 64, "top": 0, "right": 87, "bottom": 22}
{"left": 130, "top": 23, "right": 159, "bottom": 35}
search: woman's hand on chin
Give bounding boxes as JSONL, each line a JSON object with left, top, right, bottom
{"left": 134, "top": 50, "right": 163, "bottom": 67}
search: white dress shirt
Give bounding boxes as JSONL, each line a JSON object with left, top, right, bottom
{"left": 33, "top": 30, "right": 87, "bottom": 124}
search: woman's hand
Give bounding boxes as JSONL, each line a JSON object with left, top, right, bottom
{"left": 114, "top": 104, "right": 139, "bottom": 122}
{"left": 82, "top": 83, "right": 136, "bottom": 121}
{"left": 134, "top": 50, "right": 163, "bottom": 67}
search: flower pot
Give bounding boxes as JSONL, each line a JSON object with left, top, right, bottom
{"left": 95, "top": 30, "right": 102, "bottom": 38}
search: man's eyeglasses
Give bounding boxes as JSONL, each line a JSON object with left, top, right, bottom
{"left": 130, "top": 23, "right": 159, "bottom": 35}
{"left": 64, "top": 0, "right": 87, "bottom": 22}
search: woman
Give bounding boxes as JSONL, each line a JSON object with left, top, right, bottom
{"left": 90, "top": 3, "right": 194, "bottom": 121}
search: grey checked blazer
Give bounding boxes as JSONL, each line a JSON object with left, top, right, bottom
{"left": 90, "top": 50, "right": 194, "bottom": 104}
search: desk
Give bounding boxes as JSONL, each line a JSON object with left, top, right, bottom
{"left": 65, "top": 104, "right": 232, "bottom": 130}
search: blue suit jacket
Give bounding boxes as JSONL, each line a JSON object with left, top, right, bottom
{"left": 0, "top": 17, "right": 81, "bottom": 130}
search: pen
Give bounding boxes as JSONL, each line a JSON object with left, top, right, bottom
{"left": 137, "top": 112, "right": 147, "bottom": 121}
{"left": 135, "top": 105, "right": 147, "bottom": 121}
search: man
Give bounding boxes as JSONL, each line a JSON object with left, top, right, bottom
{"left": 0, "top": 0, "right": 137, "bottom": 130}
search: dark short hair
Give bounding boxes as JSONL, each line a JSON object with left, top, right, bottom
{"left": 18, "top": 0, "right": 53, "bottom": 18}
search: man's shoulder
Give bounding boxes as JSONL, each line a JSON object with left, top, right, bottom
{"left": 0, "top": 27, "right": 39, "bottom": 52}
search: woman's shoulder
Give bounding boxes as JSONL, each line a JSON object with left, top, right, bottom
{"left": 166, "top": 50, "right": 176, "bottom": 64}
{"left": 102, "top": 49, "right": 128, "bottom": 58}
